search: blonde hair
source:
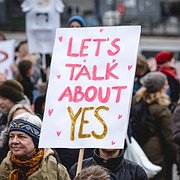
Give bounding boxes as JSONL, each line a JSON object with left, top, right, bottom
{"left": 7, "top": 104, "right": 33, "bottom": 126}
{"left": 134, "top": 86, "right": 170, "bottom": 106}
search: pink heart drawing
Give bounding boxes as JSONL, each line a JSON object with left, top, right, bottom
{"left": 111, "top": 141, "right": 116, "bottom": 145}
{"left": 48, "top": 109, "right": 54, "bottom": 116}
{"left": 100, "top": 28, "right": 103, "bottom": 32}
{"left": 58, "top": 36, "right": 63, "bottom": 42}
{"left": 56, "top": 131, "right": 61, "bottom": 137}
{"left": 83, "top": 59, "right": 86, "bottom": 62}
{"left": 118, "top": 114, "right": 122, "bottom": 119}
{"left": 112, "top": 59, "right": 116, "bottom": 63}
{"left": 57, "top": 74, "right": 61, "bottom": 79}
{"left": 128, "top": 65, "right": 132, "bottom": 70}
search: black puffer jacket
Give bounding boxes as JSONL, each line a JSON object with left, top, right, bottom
{"left": 69, "top": 149, "right": 148, "bottom": 180}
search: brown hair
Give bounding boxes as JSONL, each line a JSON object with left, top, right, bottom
{"left": 74, "top": 165, "right": 110, "bottom": 180}
{"left": 15, "top": 60, "right": 33, "bottom": 82}
{"left": 0, "top": 32, "right": 6, "bottom": 40}
{"left": 135, "top": 53, "right": 150, "bottom": 77}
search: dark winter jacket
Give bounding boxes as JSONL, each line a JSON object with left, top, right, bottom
{"left": 142, "top": 103, "right": 178, "bottom": 180}
{"left": 160, "top": 67, "right": 180, "bottom": 105}
{"left": 20, "top": 76, "right": 34, "bottom": 104}
{"left": 69, "top": 149, "right": 148, "bottom": 180}
{"left": 55, "top": 148, "right": 94, "bottom": 173}
{"left": 172, "top": 103, "right": 180, "bottom": 169}
{"left": 172, "top": 103, "right": 180, "bottom": 145}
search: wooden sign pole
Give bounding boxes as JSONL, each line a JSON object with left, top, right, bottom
{"left": 76, "top": 148, "right": 85, "bottom": 176}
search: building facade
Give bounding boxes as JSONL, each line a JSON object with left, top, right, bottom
{"left": 0, "top": 0, "right": 180, "bottom": 36}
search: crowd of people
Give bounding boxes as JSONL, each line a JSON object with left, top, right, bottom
{"left": 0, "top": 15, "right": 180, "bottom": 180}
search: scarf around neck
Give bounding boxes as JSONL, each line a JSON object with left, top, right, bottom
{"left": 160, "top": 66, "right": 177, "bottom": 79}
{"left": 8, "top": 149, "right": 44, "bottom": 180}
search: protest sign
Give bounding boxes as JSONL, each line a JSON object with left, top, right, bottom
{"left": 0, "top": 40, "right": 15, "bottom": 79}
{"left": 39, "top": 26, "right": 141, "bottom": 149}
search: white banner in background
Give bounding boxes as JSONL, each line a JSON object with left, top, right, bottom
{"left": 0, "top": 40, "right": 15, "bottom": 79}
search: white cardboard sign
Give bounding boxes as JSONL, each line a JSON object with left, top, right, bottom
{"left": 39, "top": 26, "right": 141, "bottom": 149}
{"left": 0, "top": 40, "right": 15, "bottom": 79}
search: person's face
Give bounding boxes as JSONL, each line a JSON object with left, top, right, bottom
{"left": 0, "top": 73, "right": 7, "bottom": 85}
{"left": 0, "top": 35, "right": 6, "bottom": 41}
{"left": 0, "top": 97, "right": 14, "bottom": 113}
{"left": 27, "top": 66, "right": 34, "bottom": 76}
{"left": 69, "top": 21, "right": 82, "bottom": 28}
{"left": 99, "top": 149, "right": 120, "bottom": 159}
{"left": 18, "top": 43, "right": 28, "bottom": 58}
{"left": 163, "top": 80, "right": 169, "bottom": 92}
{"left": 9, "top": 131, "right": 36, "bottom": 160}
{"left": 167, "top": 58, "right": 176, "bottom": 68}
{"left": 135, "top": 62, "right": 148, "bottom": 77}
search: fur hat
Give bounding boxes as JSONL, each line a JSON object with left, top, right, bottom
{"left": 68, "top": 15, "right": 86, "bottom": 27}
{"left": 155, "top": 51, "right": 173, "bottom": 65}
{"left": 141, "top": 71, "right": 167, "bottom": 93}
{"left": 9, "top": 112, "right": 42, "bottom": 148}
{"left": 0, "top": 80, "right": 24, "bottom": 103}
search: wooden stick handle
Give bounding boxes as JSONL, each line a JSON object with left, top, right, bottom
{"left": 76, "top": 148, "right": 84, "bottom": 176}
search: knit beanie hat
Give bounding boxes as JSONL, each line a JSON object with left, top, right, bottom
{"left": 0, "top": 80, "right": 24, "bottom": 103}
{"left": 140, "top": 71, "right": 167, "bottom": 93}
{"left": 155, "top": 51, "right": 173, "bottom": 65}
{"left": 9, "top": 112, "right": 42, "bottom": 148}
{"left": 68, "top": 15, "right": 86, "bottom": 27}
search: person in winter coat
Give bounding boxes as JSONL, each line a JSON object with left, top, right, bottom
{"left": 69, "top": 148, "right": 148, "bottom": 180}
{"left": 133, "top": 71, "right": 178, "bottom": 180}
{"left": 0, "top": 80, "right": 30, "bottom": 163}
{"left": 0, "top": 104, "right": 33, "bottom": 164}
{"left": 172, "top": 99, "right": 180, "bottom": 174}
{"left": 155, "top": 51, "right": 180, "bottom": 108}
{"left": 14, "top": 40, "right": 41, "bottom": 86}
{"left": 0, "top": 112, "right": 70, "bottom": 180}
{"left": 15, "top": 60, "right": 36, "bottom": 104}
{"left": 133, "top": 53, "right": 150, "bottom": 95}
{"left": 67, "top": 15, "right": 86, "bottom": 28}
{"left": 0, "top": 80, "right": 30, "bottom": 118}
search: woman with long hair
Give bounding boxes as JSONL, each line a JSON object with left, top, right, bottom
{"left": 132, "top": 71, "right": 178, "bottom": 180}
